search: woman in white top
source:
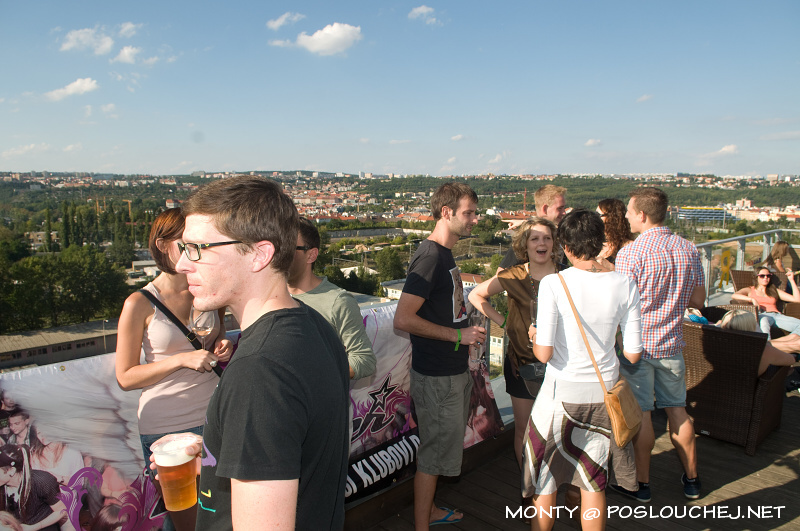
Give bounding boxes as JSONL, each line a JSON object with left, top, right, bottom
{"left": 115, "top": 208, "right": 232, "bottom": 531}
{"left": 29, "top": 424, "right": 84, "bottom": 485}
{"left": 524, "top": 209, "right": 642, "bottom": 531}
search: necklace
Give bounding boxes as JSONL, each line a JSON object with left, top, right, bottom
{"left": 528, "top": 271, "right": 538, "bottom": 295}
{"left": 527, "top": 263, "right": 552, "bottom": 296}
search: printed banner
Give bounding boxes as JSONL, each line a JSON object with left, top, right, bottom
{"left": 346, "top": 294, "right": 504, "bottom": 504}
{"left": 0, "top": 299, "right": 504, "bottom": 527}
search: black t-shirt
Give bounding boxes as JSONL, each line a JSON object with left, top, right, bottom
{"left": 402, "top": 239, "right": 469, "bottom": 376}
{"left": 196, "top": 302, "right": 349, "bottom": 531}
{"left": 1, "top": 470, "right": 60, "bottom": 531}
{"left": 0, "top": 409, "right": 9, "bottom": 434}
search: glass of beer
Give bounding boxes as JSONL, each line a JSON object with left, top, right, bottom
{"left": 150, "top": 434, "right": 200, "bottom": 512}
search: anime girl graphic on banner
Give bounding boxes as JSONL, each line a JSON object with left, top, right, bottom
{"left": 0, "top": 362, "right": 164, "bottom": 531}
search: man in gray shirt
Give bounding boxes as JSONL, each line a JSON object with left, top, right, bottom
{"left": 287, "top": 217, "right": 376, "bottom": 381}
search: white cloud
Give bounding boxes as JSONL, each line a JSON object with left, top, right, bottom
{"left": 142, "top": 56, "right": 159, "bottom": 66}
{"left": 697, "top": 144, "right": 739, "bottom": 166}
{"left": 63, "top": 143, "right": 82, "bottom": 152}
{"left": 297, "top": 23, "right": 362, "bottom": 56}
{"left": 636, "top": 94, "right": 653, "bottom": 103}
{"left": 409, "top": 5, "right": 439, "bottom": 25}
{"left": 389, "top": 139, "right": 410, "bottom": 145}
{"left": 359, "top": 138, "right": 370, "bottom": 144}
{"left": 61, "top": 27, "right": 114, "bottom": 55}
{"left": 584, "top": 138, "right": 602, "bottom": 147}
{"left": 101, "top": 103, "right": 118, "bottom": 118}
{"left": 271, "top": 23, "right": 362, "bottom": 56}
{"left": 451, "top": 134, "right": 464, "bottom": 142}
{"left": 761, "top": 131, "right": 800, "bottom": 141}
{"left": 112, "top": 46, "right": 141, "bottom": 64}
{"left": 45, "top": 78, "right": 99, "bottom": 101}
{"left": 2, "top": 143, "right": 51, "bottom": 159}
{"left": 84, "top": 105, "right": 92, "bottom": 117}
{"left": 489, "top": 151, "right": 510, "bottom": 164}
{"left": 267, "top": 12, "right": 306, "bottom": 31}
{"left": 447, "top": 157, "right": 456, "bottom": 164}
{"left": 119, "top": 22, "right": 142, "bottom": 38}
{"left": 269, "top": 39, "right": 293, "bottom": 48}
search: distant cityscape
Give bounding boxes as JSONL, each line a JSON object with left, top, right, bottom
{"left": 5, "top": 169, "right": 800, "bottom": 231}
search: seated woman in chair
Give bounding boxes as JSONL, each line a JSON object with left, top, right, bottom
{"left": 717, "top": 309, "right": 798, "bottom": 375}
{"left": 730, "top": 267, "right": 800, "bottom": 338}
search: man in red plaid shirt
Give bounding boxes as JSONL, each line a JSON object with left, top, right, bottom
{"left": 612, "top": 187, "right": 706, "bottom": 503}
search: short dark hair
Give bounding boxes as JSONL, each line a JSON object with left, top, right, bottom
{"left": 298, "top": 217, "right": 321, "bottom": 264}
{"left": 511, "top": 217, "right": 557, "bottom": 261}
{"left": 148, "top": 208, "right": 185, "bottom": 275}
{"left": 629, "top": 187, "right": 668, "bottom": 224}
{"left": 182, "top": 176, "right": 298, "bottom": 275}
{"left": 557, "top": 209, "right": 605, "bottom": 260}
{"left": 8, "top": 407, "right": 28, "bottom": 421}
{"left": 430, "top": 182, "right": 478, "bottom": 221}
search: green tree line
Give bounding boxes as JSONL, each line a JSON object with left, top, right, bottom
{"left": 0, "top": 244, "right": 129, "bottom": 333}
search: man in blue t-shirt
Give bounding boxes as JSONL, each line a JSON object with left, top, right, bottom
{"left": 394, "top": 182, "right": 486, "bottom": 529}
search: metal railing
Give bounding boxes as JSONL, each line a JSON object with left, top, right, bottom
{"left": 696, "top": 229, "right": 800, "bottom": 303}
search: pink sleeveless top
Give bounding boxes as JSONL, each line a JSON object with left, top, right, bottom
{"left": 137, "top": 283, "right": 220, "bottom": 435}
{"left": 750, "top": 290, "right": 779, "bottom": 313}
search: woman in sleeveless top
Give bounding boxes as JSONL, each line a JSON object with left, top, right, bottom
{"left": 114, "top": 208, "right": 232, "bottom": 531}
{"left": 468, "top": 217, "right": 559, "bottom": 470}
{"left": 731, "top": 267, "right": 800, "bottom": 338}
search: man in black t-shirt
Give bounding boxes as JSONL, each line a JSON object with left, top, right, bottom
{"left": 173, "top": 176, "right": 350, "bottom": 530}
{"left": 497, "top": 184, "right": 568, "bottom": 271}
{"left": 394, "top": 182, "right": 486, "bottom": 529}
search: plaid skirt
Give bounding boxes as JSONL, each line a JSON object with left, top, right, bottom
{"left": 522, "top": 373, "right": 637, "bottom": 496}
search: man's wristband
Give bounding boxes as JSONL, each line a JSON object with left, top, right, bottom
{"left": 501, "top": 313, "right": 508, "bottom": 329}
{"left": 454, "top": 329, "right": 461, "bottom": 351}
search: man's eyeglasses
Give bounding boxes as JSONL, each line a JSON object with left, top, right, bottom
{"left": 178, "top": 241, "right": 242, "bottom": 262}
{"left": 757, "top": 274, "right": 773, "bottom": 279}
{"left": 296, "top": 245, "right": 312, "bottom": 252}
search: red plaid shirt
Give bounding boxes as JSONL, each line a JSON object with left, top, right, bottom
{"left": 615, "top": 226, "right": 704, "bottom": 359}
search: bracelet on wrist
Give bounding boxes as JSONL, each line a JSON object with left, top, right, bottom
{"left": 454, "top": 328, "right": 461, "bottom": 351}
{"left": 500, "top": 313, "right": 508, "bottom": 329}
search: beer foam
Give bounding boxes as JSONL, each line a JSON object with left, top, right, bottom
{"left": 152, "top": 437, "right": 196, "bottom": 467}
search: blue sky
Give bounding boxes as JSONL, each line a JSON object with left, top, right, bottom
{"left": 1, "top": 1, "right": 798, "bottom": 176}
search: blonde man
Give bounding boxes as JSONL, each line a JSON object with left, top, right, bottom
{"left": 498, "top": 185, "right": 568, "bottom": 271}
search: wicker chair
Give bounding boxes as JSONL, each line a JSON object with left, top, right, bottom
{"left": 730, "top": 269, "right": 754, "bottom": 293}
{"left": 683, "top": 319, "right": 790, "bottom": 455}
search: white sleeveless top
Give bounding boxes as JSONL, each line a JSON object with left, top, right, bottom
{"left": 137, "top": 283, "right": 219, "bottom": 435}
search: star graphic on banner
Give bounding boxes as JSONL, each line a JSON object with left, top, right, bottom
{"left": 368, "top": 376, "right": 398, "bottom": 412}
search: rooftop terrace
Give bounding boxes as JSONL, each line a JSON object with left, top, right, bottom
{"left": 348, "top": 392, "right": 800, "bottom": 530}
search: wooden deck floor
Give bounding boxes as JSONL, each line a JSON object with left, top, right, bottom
{"left": 348, "top": 391, "right": 800, "bottom": 531}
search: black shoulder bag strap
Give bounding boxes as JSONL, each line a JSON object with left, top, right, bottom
{"left": 139, "top": 289, "right": 222, "bottom": 377}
